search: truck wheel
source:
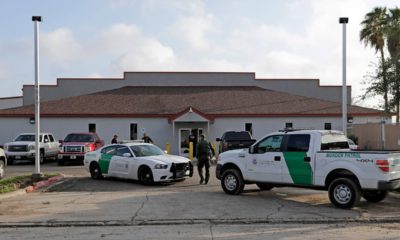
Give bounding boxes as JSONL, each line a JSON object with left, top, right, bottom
{"left": 221, "top": 169, "right": 244, "bottom": 195}
{"left": 256, "top": 183, "right": 274, "bottom": 191}
{"left": 328, "top": 178, "right": 361, "bottom": 209}
{"left": 363, "top": 190, "right": 388, "bottom": 203}
{"left": 0, "top": 160, "right": 4, "bottom": 179}
{"left": 139, "top": 167, "right": 154, "bottom": 185}
{"left": 90, "top": 162, "right": 103, "bottom": 179}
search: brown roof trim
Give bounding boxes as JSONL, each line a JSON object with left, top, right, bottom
{"left": 168, "top": 107, "right": 214, "bottom": 123}
{"left": 0, "top": 112, "right": 383, "bottom": 118}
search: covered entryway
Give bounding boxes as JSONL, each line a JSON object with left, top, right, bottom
{"left": 169, "top": 107, "right": 213, "bottom": 156}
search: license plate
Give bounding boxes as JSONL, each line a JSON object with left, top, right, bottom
{"left": 70, "top": 155, "right": 76, "bottom": 159}
{"left": 15, "top": 156, "right": 21, "bottom": 159}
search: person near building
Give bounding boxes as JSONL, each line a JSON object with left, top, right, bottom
{"left": 196, "top": 134, "right": 215, "bottom": 184}
{"left": 142, "top": 133, "right": 153, "bottom": 144}
{"left": 111, "top": 135, "right": 118, "bottom": 144}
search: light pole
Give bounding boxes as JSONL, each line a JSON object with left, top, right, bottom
{"left": 339, "top": 17, "right": 348, "bottom": 136}
{"left": 32, "top": 16, "right": 42, "bottom": 180}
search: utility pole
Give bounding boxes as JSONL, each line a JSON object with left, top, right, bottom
{"left": 339, "top": 17, "right": 348, "bottom": 136}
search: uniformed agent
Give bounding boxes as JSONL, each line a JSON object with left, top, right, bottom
{"left": 196, "top": 134, "right": 215, "bottom": 184}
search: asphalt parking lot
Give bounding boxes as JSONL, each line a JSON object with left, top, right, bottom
{"left": 1, "top": 163, "right": 400, "bottom": 227}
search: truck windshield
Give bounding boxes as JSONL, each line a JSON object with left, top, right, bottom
{"left": 321, "top": 134, "right": 349, "bottom": 150}
{"left": 15, "top": 134, "right": 42, "bottom": 142}
{"left": 64, "top": 134, "right": 94, "bottom": 142}
{"left": 130, "top": 145, "right": 164, "bottom": 157}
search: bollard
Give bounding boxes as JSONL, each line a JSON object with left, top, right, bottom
{"left": 166, "top": 143, "right": 170, "bottom": 154}
{"left": 189, "top": 142, "right": 193, "bottom": 160}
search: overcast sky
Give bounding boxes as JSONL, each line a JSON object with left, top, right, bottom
{"left": 0, "top": 0, "right": 398, "bottom": 108}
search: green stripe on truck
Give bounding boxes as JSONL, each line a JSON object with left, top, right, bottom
{"left": 283, "top": 152, "right": 313, "bottom": 185}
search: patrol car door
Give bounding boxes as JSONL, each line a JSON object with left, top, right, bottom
{"left": 246, "top": 135, "right": 284, "bottom": 182}
{"left": 281, "top": 134, "right": 314, "bottom": 186}
{"left": 111, "top": 146, "right": 132, "bottom": 178}
{"left": 99, "top": 145, "right": 117, "bottom": 176}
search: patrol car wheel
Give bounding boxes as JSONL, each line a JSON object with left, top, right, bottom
{"left": 363, "top": 190, "right": 388, "bottom": 203}
{"left": 221, "top": 169, "right": 244, "bottom": 195}
{"left": 0, "top": 160, "right": 5, "bottom": 179}
{"left": 328, "top": 178, "right": 361, "bottom": 209}
{"left": 90, "top": 162, "right": 103, "bottom": 179}
{"left": 256, "top": 183, "right": 274, "bottom": 191}
{"left": 139, "top": 167, "right": 154, "bottom": 185}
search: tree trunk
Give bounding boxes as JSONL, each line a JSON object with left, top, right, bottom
{"left": 380, "top": 49, "right": 389, "bottom": 116}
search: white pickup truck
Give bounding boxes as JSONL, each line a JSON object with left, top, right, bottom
{"left": 3, "top": 133, "right": 59, "bottom": 164}
{"left": 216, "top": 130, "right": 400, "bottom": 208}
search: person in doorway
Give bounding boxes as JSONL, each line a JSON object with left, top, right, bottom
{"left": 111, "top": 135, "right": 118, "bottom": 144}
{"left": 196, "top": 134, "right": 215, "bottom": 184}
{"left": 142, "top": 133, "right": 153, "bottom": 144}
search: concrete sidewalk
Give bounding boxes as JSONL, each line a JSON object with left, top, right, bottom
{"left": 0, "top": 170, "right": 399, "bottom": 227}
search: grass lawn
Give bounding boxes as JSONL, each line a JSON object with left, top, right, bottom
{"left": 0, "top": 173, "right": 60, "bottom": 194}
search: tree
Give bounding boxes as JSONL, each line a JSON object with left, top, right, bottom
{"left": 386, "top": 8, "right": 400, "bottom": 122}
{"left": 360, "top": 7, "right": 389, "bottom": 114}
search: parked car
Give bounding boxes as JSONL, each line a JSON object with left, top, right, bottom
{"left": 58, "top": 132, "right": 104, "bottom": 165}
{"left": 216, "top": 130, "right": 400, "bottom": 209}
{"left": 216, "top": 131, "right": 256, "bottom": 153}
{"left": 3, "top": 133, "right": 59, "bottom": 165}
{"left": 84, "top": 142, "right": 193, "bottom": 184}
{"left": 348, "top": 139, "right": 360, "bottom": 150}
{"left": 0, "top": 148, "right": 6, "bottom": 179}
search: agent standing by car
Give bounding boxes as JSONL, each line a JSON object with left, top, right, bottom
{"left": 142, "top": 133, "right": 153, "bottom": 144}
{"left": 196, "top": 134, "right": 214, "bottom": 184}
{"left": 111, "top": 135, "right": 118, "bottom": 144}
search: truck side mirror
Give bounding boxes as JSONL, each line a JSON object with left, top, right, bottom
{"left": 216, "top": 138, "right": 221, "bottom": 142}
{"left": 249, "top": 146, "right": 254, "bottom": 154}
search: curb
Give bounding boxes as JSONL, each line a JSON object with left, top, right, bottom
{"left": 0, "top": 189, "right": 26, "bottom": 201}
{"left": 1, "top": 217, "right": 400, "bottom": 228}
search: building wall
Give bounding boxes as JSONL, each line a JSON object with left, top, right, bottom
{"left": 0, "top": 97, "right": 23, "bottom": 109}
{"left": 0, "top": 115, "right": 381, "bottom": 154}
{"left": 23, "top": 72, "right": 349, "bottom": 105}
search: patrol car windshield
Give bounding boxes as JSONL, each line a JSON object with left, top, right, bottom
{"left": 15, "top": 134, "right": 42, "bottom": 142}
{"left": 64, "top": 134, "right": 94, "bottom": 142}
{"left": 130, "top": 145, "right": 164, "bottom": 157}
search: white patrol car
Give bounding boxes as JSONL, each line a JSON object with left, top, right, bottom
{"left": 216, "top": 130, "right": 400, "bottom": 209}
{"left": 84, "top": 143, "right": 193, "bottom": 184}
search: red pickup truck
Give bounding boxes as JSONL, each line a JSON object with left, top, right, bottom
{"left": 58, "top": 132, "right": 104, "bottom": 165}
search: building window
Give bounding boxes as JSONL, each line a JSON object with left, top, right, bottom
{"left": 285, "top": 122, "right": 293, "bottom": 129}
{"left": 324, "top": 123, "right": 332, "bottom": 130}
{"left": 130, "top": 123, "right": 138, "bottom": 140}
{"left": 245, "top": 123, "right": 253, "bottom": 136}
{"left": 89, "top": 123, "right": 96, "bottom": 133}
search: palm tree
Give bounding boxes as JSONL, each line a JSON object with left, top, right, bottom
{"left": 360, "top": 7, "right": 389, "bottom": 114}
{"left": 386, "top": 8, "right": 400, "bottom": 122}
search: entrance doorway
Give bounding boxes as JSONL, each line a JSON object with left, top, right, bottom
{"left": 178, "top": 128, "right": 203, "bottom": 157}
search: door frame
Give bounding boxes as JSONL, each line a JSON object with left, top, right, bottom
{"left": 178, "top": 128, "right": 191, "bottom": 157}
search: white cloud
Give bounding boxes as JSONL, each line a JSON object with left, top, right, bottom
{"left": 94, "top": 23, "right": 176, "bottom": 72}
{"left": 41, "top": 28, "right": 83, "bottom": 65}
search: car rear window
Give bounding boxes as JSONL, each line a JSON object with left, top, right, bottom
{"left": 286, "top": 134, "right": 310, "bottom": 152}
{"left": 223, "top": 131, "right": 251, "bottom": 140}
{"left": 321, "top": 134, "right": 349, "bottom": 150}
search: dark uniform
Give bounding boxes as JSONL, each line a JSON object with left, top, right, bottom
{"left": 142, "top": 135, "right": 153, "bottom": 144}
{"left": 196, "top": 139, "right": 215, "bottom": 184}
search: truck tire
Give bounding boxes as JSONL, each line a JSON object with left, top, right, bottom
{"left": 363, "top": 190, "right": 388, "bottom": 203}
{"left": 221, "top": 169, "right": 244, "bottom": 195}
{"left": 256, "top": 183, "right": 274, "bottom": 191}
{"left": 328, "top": 178, "right": 361, "bottom": 209}
{"left": 0, "top": 160, "right": 5, "bottom": 179}
{"left": 90, "top": 162, "right": 103, "bottom": 179}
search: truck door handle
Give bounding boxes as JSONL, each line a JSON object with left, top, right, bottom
{"left": 274, "top": 156, "right": 281, "bottom": 161}
{"left": 304, "top": 157, "right": 311, "bottom": 162}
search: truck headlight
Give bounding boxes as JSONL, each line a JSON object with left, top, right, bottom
{"left": 154, "top": 164, "right": 168, "bottom": 169}
{"left": 29, "top": 145, "right": 35, "bottom": 150}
